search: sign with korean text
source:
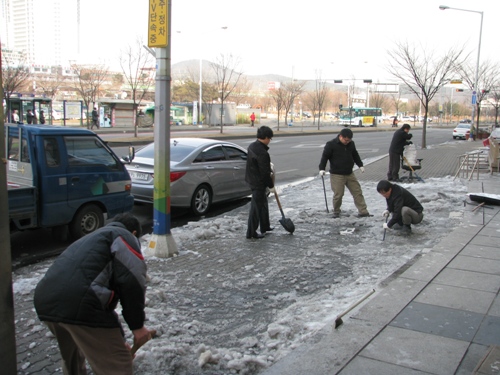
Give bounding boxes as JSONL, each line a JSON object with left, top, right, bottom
{"left": 148, "top": 0, "right": 168, "bottom": 48}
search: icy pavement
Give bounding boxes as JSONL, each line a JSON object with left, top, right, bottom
{"left": 13, "top": 176, "right": 469, "bottom": 374}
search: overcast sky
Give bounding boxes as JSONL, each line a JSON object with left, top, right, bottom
{"left": 81, "top": 0, "right": 498, "bottom": 82}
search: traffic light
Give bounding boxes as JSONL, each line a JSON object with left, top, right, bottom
{"left": 455, "top": 89, "right": 464, "bottom": 92}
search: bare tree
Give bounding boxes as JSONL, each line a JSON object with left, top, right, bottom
{"left": 211, "top": 53, "right": 243, "bottom": 133}
{"left": 490, "top": 85, "right": 500, "bottom": 126}
{"left": 2, "top": 50, "right": 30, "bottom": 119}
{"left": 71, "top": 63, "right": 109, "bottom": 128}
{"left": 369, "top": 92, "right": 389, "bottom": 113}
{"left": 282, "top": 81, "right": 305, "bottom": 129}
{"left": 34, "top": 67, "right": 67, "bottom": 99}
{"left": 387, "top": 41, "right": 466, "bottom": 148}
{"left": 227, "top": 76, "right": 252, "bottom": 107}
{"left": 455, "top": 59, "right": 500, "bottom": 134}
{"left": 269, "top": 83, "right": 288, "bottom": 130}
{"left": 120, "top": 37, "right": 155, "bottom": 137}
{"left": 389, "top": 90, "right": 402, "bottom": 117}
{"left": 310, "top": 72, "right": 330, "bottom": 129}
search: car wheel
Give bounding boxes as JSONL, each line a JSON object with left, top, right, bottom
{"left": 453, "top": 136, "right": 456, "bottom": 139}
{"left": 191, "top": 184, "right": 212, "bottom": 216}
{"left": 69, "top": 204, "right": 104, "bottom": 239}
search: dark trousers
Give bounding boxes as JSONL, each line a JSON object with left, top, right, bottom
{"left": 247, "top": 189, "right": 270, "bottom": 236}
{"left": 387, "top": 152, "right": 402, "bottom": 180}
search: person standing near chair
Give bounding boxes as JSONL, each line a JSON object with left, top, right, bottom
{"left": 318, "top": 128, "right": 370, "bottom": 219}
{"left": 246, "top": 126, "right": 275, "bottom": 239}
{"left": 377, "top": 179, "right": 423, "bottom": 234}
{"left": 387, "top": 123, "right": 413, "bottom": 182}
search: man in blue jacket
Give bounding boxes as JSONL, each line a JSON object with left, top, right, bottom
{"left": 34, "top": 213, "right": 153, "bottom": 375}
{"left": 319, "top": 128, "right": 370, "bottom": 218}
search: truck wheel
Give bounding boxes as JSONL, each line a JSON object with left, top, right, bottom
{"left": 191, "top": 184, "right": 212, "bottom": 216}
{"left": 69, "top": 204, "right": 104, "bottom": 239}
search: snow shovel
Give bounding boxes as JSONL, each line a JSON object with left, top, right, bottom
{"left": 334, "top": 289, "right": 375, "bottom": 329}
{"left": 321, "top": 175, "right": 329, "bottom": 213}
{"left": 274, "top": 190, "right": 295, "bottom": 234}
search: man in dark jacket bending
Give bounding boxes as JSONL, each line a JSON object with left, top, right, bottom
{"left": 319, "top": 128, "right": 370, "bottom": 218}
{"left": 246, "top": 126, "right": 275, "bottom": 239}
{"left": 377, "top": 179, "right": 424, "bottom": 234}
{"left": 34, "top": 213, "right": 153, "bottom": 375}
{"left": 387, "top": 123, "right": 413, "bottom": 181}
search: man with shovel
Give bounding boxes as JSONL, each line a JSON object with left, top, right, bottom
{"left": 319, "top": 128, "right": 370, "bottom": 219}
{"left": 246, "top": 125, "right": 276, "bottom": 239}
{"left": 377, "top": 179, "right": 424, "bottom": 234}
{"left": 34, "top": 213, "right": 155, "bottom": 374}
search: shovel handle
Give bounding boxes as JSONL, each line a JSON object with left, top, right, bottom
{"left": 274, "top": 190, "right": 286, "bottom": 217}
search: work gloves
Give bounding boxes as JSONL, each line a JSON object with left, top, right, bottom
{"left": 360, "top": 167, "right": 365, "bottom": 173}
{"left": 383, "top": 223, "right": 390, "bottom": 230}
{"left": 319, "top": 170, "right": 326, "bottom": 177}
{"left": 269, "top": 187, "right": 276, "bottom": 193}
{"left": 382, "top": 210, "right": 390, "bottom": 217}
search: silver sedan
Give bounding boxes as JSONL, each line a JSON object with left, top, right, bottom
{"left": 125, "top": 138, "right": 251, "bottom": 215}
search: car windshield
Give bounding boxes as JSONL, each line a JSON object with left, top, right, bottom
{"left": 135, "top": 142, "right": 196, "bottom": 162}
{"left": 457, "top": 124, "right": 470, "bottom": 129}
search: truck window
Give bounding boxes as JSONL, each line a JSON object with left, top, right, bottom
{"left": 64, "top": 136, "right": 119, "bottom": 169}
{"left": 44, "top": 138, "right": 60, "bottom": 167}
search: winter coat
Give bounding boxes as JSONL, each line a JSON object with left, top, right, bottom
{"left": 386, "top": 184, "right": 423, "bottom": 227}
{"left": 318, "top": 135, "right": 363, "bottom": 175}
{"left": 389, "top": 128, "right": 413, "bottom": 155}
{"left": 245, "top": 140, "right": 274, "bottom": 190}
{"left": 34, "top": 222, "right": 147, "bottom": 331}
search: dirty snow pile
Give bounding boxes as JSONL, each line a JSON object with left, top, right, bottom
{"left": 13, "top": 176, "right": 470, "bottom": 375}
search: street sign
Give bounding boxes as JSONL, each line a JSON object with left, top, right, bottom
{"left": 450, "top": 79, "right": 462, "bottom": 84}
{"left": 148, "top": 0, "right": 168, "bottom": 47}
{"left": 472, "top": 94, "right": 477, "bottom": 105}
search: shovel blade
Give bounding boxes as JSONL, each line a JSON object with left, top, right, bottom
{"left": 279, "top": 217, "right": 295, "bottom": 234}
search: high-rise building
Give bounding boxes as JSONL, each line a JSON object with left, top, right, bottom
{"left": 0, "top": 0, "right": 79, "bottom": 67}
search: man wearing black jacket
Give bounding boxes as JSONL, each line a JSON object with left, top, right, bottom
{"left": 387, "top": 123, "right": 413, "bottom": 181}
{"left": 319, "top": 128, "right": 370, "bottom": 218}
{"left": 34, "top": 213, "right": 153, "bottom": 374}
{"left": 377, "top": 179, "right": 424, "bottom": 234}
{"left": 246, "top": 126, "right": 275, "bottom": 239}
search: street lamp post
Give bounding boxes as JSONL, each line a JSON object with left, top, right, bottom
{"left": 439, "top": 5, "right": 483, "bottom": 138}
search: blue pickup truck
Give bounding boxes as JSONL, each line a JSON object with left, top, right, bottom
{"left": 6, "top": 124, "right": 134, "bottom": 239}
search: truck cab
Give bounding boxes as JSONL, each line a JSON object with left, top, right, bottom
{"left": 6, "top": 124, "right": 134, "bottom": 239}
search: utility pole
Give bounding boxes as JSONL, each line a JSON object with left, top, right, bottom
{"left": 147, "top": 0, "right": 178, "bottom": 257}
{"left": 0, "top": 44, "right": 18, "bottom": 375}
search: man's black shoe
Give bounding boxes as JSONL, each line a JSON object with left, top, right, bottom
{"left": 401, "top": 224, "right": 412, "bottom": 234}
{"left": 261, "top": 227, "right": 274, "bottom": 233}
{"left": 332, "top": 212, "right": 340, "bottom": 218}
{"left": 246, "top": 233, "right": 265, "bottom": 239}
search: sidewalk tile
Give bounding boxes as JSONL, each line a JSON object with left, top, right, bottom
{"left": 358, "top": 326, "right": 469, "bottom": 375}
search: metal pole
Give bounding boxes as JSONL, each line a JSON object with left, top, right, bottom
{"left": 148, "top": 0, "right": 178, "bottom": 257}
{"left": 0, "top": 46, "right": 18, "bottom": 374}
{"left": 472, "top": 11, "right": 484, "bottom": 138}
{"left": 199, "top": 58, "right": 202, "bottom": 125}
